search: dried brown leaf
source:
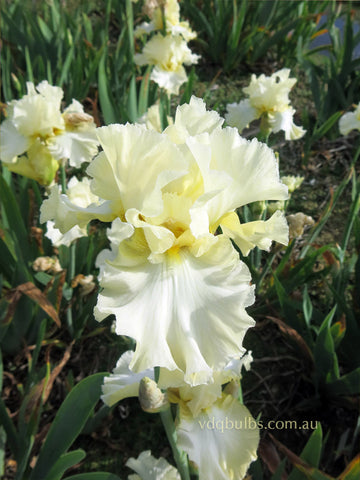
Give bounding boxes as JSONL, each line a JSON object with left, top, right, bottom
{"left": 259, "top": 438, "right": 288, "bottom": 479}
{"left": 56, "top": 270, "right": 66, "bottom": 312}
{"left": 24, "top": 341, "right": 74, "bottom": 419}
{"left": 17, "top": 282, "right": 60, "bottom": 327}
{"left": 3, "top": 290, "right": 22, "bottom": 325}
{"left": 269, "top": 433, "right": 308, "bottom": 468}
{"left": 267, "top": 316, "right": 314, "bottom": 364}
{"left": 42, "top": 340, "right": 74, "bottom": 403}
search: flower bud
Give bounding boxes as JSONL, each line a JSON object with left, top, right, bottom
{"left": 281, "top": 175, "right": 304, "bottom": 193}
{"left": 138, "top": 377, "right": 169, "bottom": 413}
{"left": 287, "top": 212, "right": 314, "bottom": 239}
{"left": 71, "top": 274, "right": 96, "bottom": 296}
{"left": 32, "top": 256, "right": 62, "bottom": 274}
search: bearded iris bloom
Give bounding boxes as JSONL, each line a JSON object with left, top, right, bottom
{"left": 133, "top": 0, "right": 198, "bottom": 95}
{"left": 0, "top": 81, "right": 99, "bottom": 185}
{"left": 41, "top": 96, "right": 288, "bottom": 386}
{"left": 225, "top": 69, "right": 306, "bottom": 140}
{"left": 101, "top": 349, "right": 259, "bottom": 480}
{"left": 135, "top": 0, "right": 196, "bottom": 42}
{"left": 135, "top": 34, "right": 200, "bottom": 95}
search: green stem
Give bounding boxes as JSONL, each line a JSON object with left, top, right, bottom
{"left": 60, "top": 163, "right": 67, "bottom": 194}
{"left": 66, "top": 242, "right": 76, "bottom": 337}
{"left": 125, "top": 0, "right": 134, "bottom": 59}
{"left": 238, "top": 381, "right": 243, "bottom": 405}
{"left": 159, "top": 89, "right": 170, "bottom": 131}
{"left": 59, "top": 163, "right": 76, "bottom": 336}
{"left": 160, "top": 407, "right": 191, "bottom": 480}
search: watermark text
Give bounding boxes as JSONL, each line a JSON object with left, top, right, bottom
{"left": 198, "top": 417, "right": 319, "bottom": 433}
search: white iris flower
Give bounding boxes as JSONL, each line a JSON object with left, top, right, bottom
{"left": 225, "top": 69, "right": 306, "bottom": 140}
{"left": 135, "top": 0, "right": 196, "bottom": 42}
{"left": 135, "top": 34, "right": 200, "bottom": 95}
{"left": 41, "top": 96, "right": 288, "bottom": 385}
{"left": 101, "top": 349, "right": 259, "bottom": 480}
{"left": 0, "top": 81, "right": 99, "bottom": 184}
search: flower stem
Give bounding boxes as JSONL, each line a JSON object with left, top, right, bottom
{"left": 238, "top": 380, "right": 243, "bottom": 404}
{"left": 59, "top": 163, "right": 76, "bottom": 336}
{"left": 60, "top": 163, "right": 67, "bottom": 194}
{"left": 160, "top": 407, "right": 191, "bottom": 480}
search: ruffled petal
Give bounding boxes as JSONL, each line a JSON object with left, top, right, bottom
{"left": 12, "top": 81, "right": 64, "bottom": 138}
{"left": 220, "top": 210, "right": 289, "bottom": 256}
{"left": 225, "top": 99, "right": 258, "bottom": 133}
{"left": 165, "top": 96, "right": 223, "bottom": 142}
{"left": 40, "top": 184, "right": 114, "bottom": 233}
{"left": 49, "top": 130, "right": 99, "bottom": 166}
{"left": 176, "top": 394, "right": 259, "bottom": 480}
{"left": 167, "top": 351, "right": 251, "bottom": 417}
{"left": 125, "top": 208, "right": 176, "bottom": 255}
{"left": 150, "top": 65, "right": 188, "bottom": 95}
{"left": 243, "top": 68, "right": 296, "bottom": 111}
{"left": 126, "top": 450, "right": 180, "bottom": 480}
{"left": 339, "top": 109, "right": 360, "bottom": 135}
{"left": 134, "top": 34, "right": 199, "bottom": 95}
{"left": 187, "top": 128, "right": 288, "bottom": 236}
{"left": 43, "top": 177, "right": 97, "bottom": 243}
{"left": 101, "top": 350, "right": 154, "bottom": 406}
{"left": 270, "top": 109, "right": 306, "bottom": 140}
{"left": 0, "top": 119, "right": 30, "bottom": 162}
{"left": 45, "top": 221, "right": 87, "bottom": 247}
{"left": 35, "top": 80, "right": 64, "bottom": 108}
{"left": 95, "top": 236, "right": 255, "bottom": 385}
{"left": 88, "top": 124, "right": 187, "bottom": 217}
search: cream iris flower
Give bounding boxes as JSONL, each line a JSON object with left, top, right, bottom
{"left": 101, "top": 349, "right": 259, "bottom": 480}
{"left": 0, "top": 81, "right": 99, "bottom": 184}
{"left": 127, "top": 450, "right": 180, "bottom": 480}
{"left": 225, "top": 69, "right": 306, "bottom": 140}
{"left": 339, "top": 102, "right": 360, "bottom": 135}
{"left": 135, "top": 0, "right": 196, "bottom": 42}
{"left": 41, "top": 96, "right": 288, "bottom": 385}
{"left": 135, "top": 34, "right": 200, "bottom": 95}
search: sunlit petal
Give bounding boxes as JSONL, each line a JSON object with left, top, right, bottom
{"left": 177, "top": 394, "right": 259, "bottom": 480}
{"left": 88, "top": 124, "right": 187, "bottom": 217}
{"left": 339, "top": 104, "right": 360, "bottom": 135}
{"left": 220, "top": 210, "right": 289, "bottom": 256}
{"left": 126, "top": 450, "right": 180, "bottom": 480}
{"left": 225, "top": 99, "right": 258, "bottom": 133}
{"left": 95, "top": 236, "right": 255, "bottom": 385}
{"left": 101, "top": 350, "right": 154, "bottom": 406}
